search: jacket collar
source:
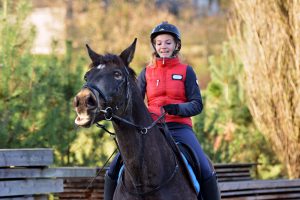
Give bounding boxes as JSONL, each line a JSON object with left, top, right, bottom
{"left": 155, "top": 57, "right": 180, "bottom": 68}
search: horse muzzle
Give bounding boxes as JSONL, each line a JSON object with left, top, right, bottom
{"left": 73, "top": 88, "right": 105, "bottom": 127}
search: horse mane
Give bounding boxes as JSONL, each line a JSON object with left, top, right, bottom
{"left": 88, "top": 53, "right": 137, "bottom": 79}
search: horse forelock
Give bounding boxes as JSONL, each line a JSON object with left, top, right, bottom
{"left": 88, "top": 53, "right": 136, "bottom": 79}
{"left": 88, "top": 54, "right": 118, "bottom": 68}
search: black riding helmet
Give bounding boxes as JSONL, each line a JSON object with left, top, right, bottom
{"left": 150, "top": 22, "right": 181, "bottom": 56}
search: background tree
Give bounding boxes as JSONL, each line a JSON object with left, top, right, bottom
{"left": 0, "top": 0, "right": 89, "bottom": 166}
{"left": 0, "top": 0, "right": 36, "bottom": 148}
{"left": 228, "top": 0, "right": 300, "bottom": 178}
{"left": 193, "top": 43, "right": 283, "bottom": 179}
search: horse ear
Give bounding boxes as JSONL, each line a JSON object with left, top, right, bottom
{"left": 119, "top": 38, "right": 137, "bottom": 66}
{"left": 86, "top": 44, "right": 101, "bottom": 63}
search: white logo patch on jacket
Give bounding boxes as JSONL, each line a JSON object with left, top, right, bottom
{"left": 172, "top": 74, "right": 183, "bottom": 80}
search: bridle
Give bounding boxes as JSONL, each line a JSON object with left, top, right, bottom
{"left": 82, "top": 67, "right": 166, "bottom": 134}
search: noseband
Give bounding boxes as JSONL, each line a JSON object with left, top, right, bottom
{"left": 82, "top": 81, "right": 120, "bottom": 121}
{"left": 82, "top": 68, "right": 130, "bottom": 124}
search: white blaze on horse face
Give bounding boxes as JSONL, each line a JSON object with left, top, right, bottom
{"left": 97, "top": 64, "right": 106, "bottom": 69}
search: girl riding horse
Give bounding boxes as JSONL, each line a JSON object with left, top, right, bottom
{"left": 105, "top": 22, "right": 221, "bottom": 200}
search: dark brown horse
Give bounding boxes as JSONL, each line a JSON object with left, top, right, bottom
{"left": 73, "top": 39, "right": 197, "bottom": 200}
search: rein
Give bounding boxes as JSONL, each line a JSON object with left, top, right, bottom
{"left": 97, "top": 107, "right": 166, "bottom": 135}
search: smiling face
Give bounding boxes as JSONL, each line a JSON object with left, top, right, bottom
{"left": 154, "top": 34, "right": 177, "bottom": 58}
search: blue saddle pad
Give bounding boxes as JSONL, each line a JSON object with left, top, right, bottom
{"left": 180, "top": 152, "right": 200, "bottom": 194}
{"left": 117, "top": 154, "right": 200, "bottom": 194}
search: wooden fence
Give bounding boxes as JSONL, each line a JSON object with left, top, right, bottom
{"left": 0, "top": 149, "right": 96, "bottom": 200}
{"left": 2, "top": 149, "right": 300, "bottom": 200}
{"left": 57, "top": 163, "right": 300, "bottom": 200}
{"left": 0, "top": 149, "right": 61, "bottom": 200}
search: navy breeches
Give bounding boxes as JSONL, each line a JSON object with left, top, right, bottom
{"left": 169, "top": 127, "right": 214, "bottom": 182}
{"left": 107, "top": 127, "right": 214, "bottom": 182}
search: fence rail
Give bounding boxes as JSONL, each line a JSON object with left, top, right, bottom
{"left": 219, "top": 179, "right": 300, "bottom": 199}
{"left": 214, "top": 163, "right": 256, "bottom": 182}
{"left": 0, "top": 149, "right": 96, "bottom": 200}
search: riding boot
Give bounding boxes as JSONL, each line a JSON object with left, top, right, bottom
{"left": 199, "top": 173, "right": 221, "bottom": 200}
{"left": 104, "top": 172, "right": 117, "bottom": 200}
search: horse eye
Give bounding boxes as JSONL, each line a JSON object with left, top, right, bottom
{"left": 84, "top": 74, "right": 87, "bottom": 81}
{"left": 114, "top": 71, "right": 122, "bottom": 80}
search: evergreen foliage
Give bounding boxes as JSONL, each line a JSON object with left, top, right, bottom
{"left": 193, "top": 43, "right": 282, "bottom": 178}
{"left": 0, "top": 0, "right": 35, "bottom": 148}
{"left": 0, "top": 0, "right": 111, "bottom": 166}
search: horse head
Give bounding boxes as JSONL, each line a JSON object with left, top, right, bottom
{"left": 73, "top": 39, "right": 137, "bottom": 127}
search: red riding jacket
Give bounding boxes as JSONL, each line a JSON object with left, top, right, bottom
{"left": 145, "top": 57, "right": 192, "bottom": 126}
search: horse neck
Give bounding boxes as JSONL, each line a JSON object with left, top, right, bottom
{"left": 112, "top": 86, "right": 176, "bottom": 187}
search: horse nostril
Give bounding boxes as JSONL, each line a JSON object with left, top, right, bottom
{"left": 73, "top": 96, "right": 79, "bottom": 107}
{"left": 86, "top": 94, "right": 97, "bottom": 108}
